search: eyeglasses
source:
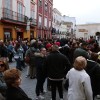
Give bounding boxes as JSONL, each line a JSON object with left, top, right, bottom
{"left": 0, "top": 64, "right": 5, "bottom": 67}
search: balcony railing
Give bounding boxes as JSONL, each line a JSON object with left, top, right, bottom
{"left": 1, "top": 8, "right": 27, "bottom": 23}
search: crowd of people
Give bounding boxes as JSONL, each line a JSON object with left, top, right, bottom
{"left": 0, "top": 36, "right": 100, "bottom": 100}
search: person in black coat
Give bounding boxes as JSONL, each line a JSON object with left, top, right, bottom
{"left": 35, "top": 47, "right": 47, "bottom": 99}
{"left": 44, "top": 44, "right": 71, "bottom": 100}
{"left": 73, "top": 42, "right": 91, "bottom": 60}
{"left": 4, "top": 68, "right": 32, "bottom": 100}
{"left": 0, "top": 58, "right": 8, "bottom": 99}
{"left": 0, "top": 41, "right": 8, "bottom": 58}
{"left": 86, "top": 59, "right": 100, "bottom": 99}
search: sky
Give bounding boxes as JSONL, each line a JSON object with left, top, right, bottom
{"left": 53, "top": 0, "right": 100, "bottom": 25}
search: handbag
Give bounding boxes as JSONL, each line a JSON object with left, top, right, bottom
{"left": 14, "top": 55, "right": 19, "bottom": 59}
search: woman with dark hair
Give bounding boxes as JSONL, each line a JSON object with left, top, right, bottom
{"left": 4, "top": 68, "right": 32, "bottom": 100}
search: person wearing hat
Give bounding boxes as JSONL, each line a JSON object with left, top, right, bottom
{"left": 46, "top": 43, "right": 52, "bottom": 52}
{"left": 54, "top": 42, "right": 60, "bottom": 47}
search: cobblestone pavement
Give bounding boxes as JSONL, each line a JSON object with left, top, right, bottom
{"left": 9, "top": 61, "right": 68, "bottom": 100}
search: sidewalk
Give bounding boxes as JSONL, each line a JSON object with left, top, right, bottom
{"left": 9, "top": 62, "right": 68, "bottom": 100}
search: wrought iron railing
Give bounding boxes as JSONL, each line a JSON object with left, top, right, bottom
{"left": 2, "top": 8, "right": 27, "bottom": 23}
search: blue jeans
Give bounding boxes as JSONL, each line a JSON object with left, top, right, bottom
{"left": 16, "top": 58, "right": 22, "bottom": 70}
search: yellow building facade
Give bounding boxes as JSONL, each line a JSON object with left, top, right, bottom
{"left": 0, "top": 0, "right": 37, "bottom": 41}
{"left": 0, "top": 19, "right": 37, "bottom": 41}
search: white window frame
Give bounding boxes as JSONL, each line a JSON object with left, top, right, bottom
{"left": 39, "top": 16, "right": 42, "bottom": 26}
{"left": 17, "top": 1, "right": 23, "bottom": 21}
{"left": 18, "top": 2, "right": 23, "bottom": 14}
{"left": 45, "top": 2, "right": 48, "bottom": 11}
{"left": 44, "top": 17, "right": 47, "bottom": 27}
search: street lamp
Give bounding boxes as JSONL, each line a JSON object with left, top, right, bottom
{"left": 29, "top": 17, "right": 33, "bottom": 23}
{"left": 26, "top": 17, "right": 33, "bottom": 31}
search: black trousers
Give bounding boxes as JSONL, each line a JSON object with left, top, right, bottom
{"left": 50, "top": 80, "right": 63, "bottom": 100}
{"left": 35, "top": 76, "right": 45, "bottom": 96}
{"left": 8, "top": 52, "right": 13, "bottom": 62}
{"left": 47, "top": 78, "right": 51, "bottom": 90}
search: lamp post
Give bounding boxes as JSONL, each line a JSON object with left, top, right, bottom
{"left": 26, "top": 17, "right": 33, "bottom": 40}
{"left": 29, "top": 17, "right": 33, "bottom": 24}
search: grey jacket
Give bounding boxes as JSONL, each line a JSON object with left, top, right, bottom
{"left": 25, "top": 47, "right": 37, "bottom": 66}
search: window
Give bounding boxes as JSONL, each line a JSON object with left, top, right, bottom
{"left": 44, "top": 17, "right": 47, "bottom": 27}
{"left": 4, "top": 32, "right": 11, "bottom": 42}
{"left": 31, "top": 0, "right": 34, "bottom": 2}
{"left": 5, "top": 0, "right": 12, "bottom": 9}
{"left": 39, "top": 16, "right": 42, "bottom": 26}
{"left": 17, "top": 1, "right": 23, "bottom": 21}
{"left": 31, "top": 4, "right": 35, "bottom": 19}
{"left": 31, "top": 10, "right": 35, "bottom": 19}
{"left": 4, "top": 0, "right": 12, "bottom": 19}
{"left": 18, "top": 2, "right": 23, "bottom": 14}
{"left": 39, "top": 0, "right": 42, "bottom": 6}
{"left": 49, "top": 21, "right": 51, "bottom": 28}
{"left": 49, "top": 6, "right": 51, "bottom": 17}
{"left": 45, "top": 2, "right": 48, "bottom": 11}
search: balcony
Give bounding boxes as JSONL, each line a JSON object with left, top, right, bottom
{"left": 1, "top": 8, "right": 27, "bottom": 23}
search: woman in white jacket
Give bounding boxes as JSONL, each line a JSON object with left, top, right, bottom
{"left": 66, "top": 56, "right": 93, "bottom": 100}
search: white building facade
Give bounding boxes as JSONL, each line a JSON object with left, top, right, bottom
{"left": 62, "top": 15, "right": 76, "bottom": 38}
{"left": 76, "top": 23, "right": 100, "bottom": 40}
{"left": 52, "top": 8, "right": 62, "bottom": 38}
{"left": 52, "top": 9, "right": 76, "bottom": 39}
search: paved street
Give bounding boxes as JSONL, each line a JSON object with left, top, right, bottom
{"left": 9, "top": 61, "right": 68, "bottom": 100}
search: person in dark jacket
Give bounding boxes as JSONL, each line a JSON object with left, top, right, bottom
{"left": 25, "top": 39, "right": 39, "bottom": 79}
{"left": 35, "top": 47, "right": 47, "bottom": 100}
{"left": 73, "top": 42, "right": 91, "bottom": 61}
{"left": 7, "top": 41, "right": 14, "bottom": 62}
{"left": 73, "top": 44, "right": 100, "bottom": 99}
{"left": 0, "top": 40, "right": 8, "bottom": 58}
{"left": 86, "top": 59, "right": 100, "bottom": 99}
{"left": 4, "top": 68, "right": 32, "bottom": 100}
{"left": 44, "top": 44, "right": 71, "bottom": 100}
{"left": 0, "top": 59, "right": 8, "bottom": 99}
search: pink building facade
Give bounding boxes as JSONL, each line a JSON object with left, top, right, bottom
{"left": 37, "top": 0, "right": 53, "bottom": 39}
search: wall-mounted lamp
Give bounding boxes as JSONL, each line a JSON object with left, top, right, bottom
{"left": 29, "top": 17, "right": 33, "bottom": 22}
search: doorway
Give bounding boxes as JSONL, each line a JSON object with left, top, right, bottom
{"left": 17, "top": 32, "right": 23, "bottom": 40}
